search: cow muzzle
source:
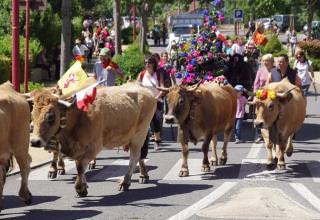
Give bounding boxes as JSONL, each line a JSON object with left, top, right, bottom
{"left": 165, "top": 115, "right": 176, "bottom": 124}
{"left": 30, "top": 137, "right": 46, "bottom": 148}
{"left": 254, "top": 120, "right": 264, "bottom": 129}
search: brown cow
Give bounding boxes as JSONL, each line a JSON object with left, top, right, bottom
{"left": 163, "top": 82, "right": 237, "bottom": 177}
{"left": 30, "top": 82, "right": 156, "bottom": 196}
{"left": 254, "top": 79, "right": 306, "bottom": 169}
{"left": 0, "top": 82, "right": 32, "bottom": 210}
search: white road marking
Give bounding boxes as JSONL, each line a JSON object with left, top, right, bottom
{"left": 21, "top": 158, "right": 75, "bottom": 180}
{"left": 90, "top": 159, "right": 149, "bottom": 181}
{"left": 167, "top": 182, "right": 238, "bottom": 220}
{"left": 290, "top": 183, "right": 320, "bottom": 212}
{"left": 306, "top": 160, "right": 320, "bottom": 182}
{"left": 163, "top": 159, "right": 216, "bottom": 181}
{"left": 246, "top": 142, "right": 264, "bottom": 158}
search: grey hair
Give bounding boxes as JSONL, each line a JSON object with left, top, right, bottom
{"left": 261, "top": 53, "right": 274, "bottom": 63}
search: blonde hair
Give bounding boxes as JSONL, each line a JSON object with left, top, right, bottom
{"left": 261, "top": 53, "right": 274, "bottom": 63}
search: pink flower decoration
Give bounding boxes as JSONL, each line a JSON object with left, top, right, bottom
{"left": 197, "top": 37, "right": 204, "bottom": 44}
{"left": 208, "top": 52, "right": 213, "bottom": 59}
{"left": 207, "top": 75, "right": 214, "bottom": 81}
{"left": 186, "top": 64, "right": 194, "bottom": 72}
{"left": 186, "top": 54, "right": 192, "bottom": 62}
{"left": 186, "top": 77, "right": 193, "bottom": 84}
{"left": 193, "top": 50, "right": 200, "bottom": 57}
{"left": 219, "top": 15, "right": 224, "bottom": 23}
{"left": 217, "top": 75, "right": 225, "bottom": 82}
{"left": 211, "top": 25, "right": 217, "bottom": 32}
{"left": 170, "top": 68, "right": 177, "bottom": 75}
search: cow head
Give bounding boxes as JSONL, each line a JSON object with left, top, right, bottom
{"left": 254, "top": 87, "right": 294, "bottom": 129}
{"left": 164, "top": 83, "right": 202, "bottom": 124}
{"left": 29, "top": 89, "right": 72, "bottom": 147}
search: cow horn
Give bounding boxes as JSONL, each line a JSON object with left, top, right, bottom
{"left": 58, "top": 99, "right": 73, "bottom": 108}
{"left": 156, "top": 86, "right": 170, "bottom": 92}
{"left": 276, "top": 87, "right": 296, "bottom": 98}
{"left": 187, "top": 81, "right": 201, "bottom": 92}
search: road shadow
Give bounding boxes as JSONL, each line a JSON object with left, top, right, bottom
{"left": 73, "top": 181, "right": 212, "bottom": 208}
{"left": 294, "top": 123, "right": 320, "bottom": 141}
{"left": 1, "top": 195, "right": 60, "bottom": 212}
{"left": 0, "top": 209, "right": 101, "bottom": 220}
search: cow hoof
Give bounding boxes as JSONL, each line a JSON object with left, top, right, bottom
{"left": 48, "top": 171, "right": 57, "bottom": 179}
{"left": 76, "top": 189, "right": 88, "bottom": 197}
{"left": 273, "top": 157, "right": 278, "bottom": 165}
{"left": 277, "top": 164, "right": 286, "bottom": 170}
{"left": 286, "top": 150, "right": 293, "bottom": 157}
{"left": 139, "top": 175, "right": 149, "bottom": 184}
{"left": 219, "top": 158, "right": 227, "bottom": 165}
{"left": 201, "top": 166, "right": 210, "bottom": 172}
{"left": 210, "top": 160, "right": 218, "bottom": 166}
{"left": 20, "top": 192, "right": 32, "bottom": 205}
{"left": 58, "top": 169, "right": 65, "bottom": 175}
{"left": 88, "top": 163, "right": 96, "bottom": 170}
{"left": 178, "top": 170, "right": 189, "bottom": 177}
{"left": 118, "top": 183, "right": 130, "bottom": 191}
{"left": 266, "top": 163, "right": 274, "bottom": 170}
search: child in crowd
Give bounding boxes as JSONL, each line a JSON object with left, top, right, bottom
{"left": 234, "top": 85, "right": 248, "bottom": 144}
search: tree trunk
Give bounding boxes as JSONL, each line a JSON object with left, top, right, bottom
{"left": 60, "top": 0, "right": 72, "bottom": 76}
{"left": 113, "top": 0, "right": 122, "bottom": 55}
{"left": 140, "top": 2, "right": 149, "bottom": 53}
{"left": 307, "top": 0, "right": 314, "bottom": 39}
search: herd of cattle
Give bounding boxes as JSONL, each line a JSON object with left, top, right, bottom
{"left": 0, "top": 77, "right": 306, "bottom": 211}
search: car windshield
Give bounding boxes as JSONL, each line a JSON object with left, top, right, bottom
{"left": 172, "top": 27, "right": 192, "bottom": 36}
{"left": 273, "top": 16, "right": 283, "bottom": 22}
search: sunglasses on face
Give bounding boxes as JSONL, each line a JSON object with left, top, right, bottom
{"left": 145, "top": 61, "right": 152, "bottom": 64}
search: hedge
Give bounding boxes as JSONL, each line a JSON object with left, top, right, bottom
{"left": 121, "top": 26, "right": 140, "bottom": 45}
{"left": 259, "top": 35, "right": 287, "bottom": 56}
{"left": 298, "top": 40, "right": 320, "bottom": 57}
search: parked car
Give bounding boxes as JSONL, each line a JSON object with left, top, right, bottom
{"left": 255, "top": 18, "right": 272, "bottom": 30}
{"left": 303, "top": 21, "right": 320, "bottom": 33}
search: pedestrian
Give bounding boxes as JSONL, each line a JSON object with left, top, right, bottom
{"left": 253, "top": 54, "right": 279, "bottom": 143}
{"left": 105, "top": 36, "right": 115, "bottom": 57}
{"left": 231, "top": 36, "right": 245, "bottom": 56}
{"left": 153, "top": 25, "right": 160, "bottom": 46}
{"left": 35, "top": 47, "right": 52, "bottom": 80}
{"left": 85, "top": 33, "right": 95, "bottom": 63}
{"left": 246, "top": 19, "right": 255, "bottom": 40}
{"left": 293, "top": 50, "right": 315, "bottom": 96}
{"left": 243, "top": 40, "right": 260, "bottom": 74}
{"left": 161, "top": 23, "right": 168, "bottom": 46}
{"left": 234, "top": 84, "right": 248, "bottom": 144}
{"left": 53, "top": 43, "right": 61, "bottom": 80}
{"left": 225, "top": 39, "right": 233, "bottom": 56}
{"left": 272, "top": 54, "right": 301, "bottom": 87}
{"left": 93, "top": 48, "right": 124, "bottom": 86}
{"left": 137, "top": 56, "right": 165, "bottom": 151}
{"left": 289, "top": 29, "right": 298, "bottom": 57}
{"left": 72, "top": 38, "right": 89, "bottom": 62}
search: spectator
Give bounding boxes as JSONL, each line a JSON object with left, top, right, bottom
{"left": 293, "top": 50, "right": 315, "bottom": 96}
{"left": 161, "top": 23, "right": 168, "bottom": 46}
{"left": 105, "top": 36, "right": 115, "bottom": 57}
{"left": 35, "top": 47, "right": 52, "bottom": 80}
{"left": 137, "top": 56, "right": 165, "bottom": 151}
{"left": 246, "top": 19, "right": 256, "bottom": 40}
{"left": 243, "top": 40, "right": 260, "bottom": 74}
{"left": 289, "top": 29, "right": 298, "bottom": 57}
{"left": 234, "top": 84, "right": 247, "bottom": 144}
{"left": 153, "top": 25, "right": 160, "bottom": 46}
{"left": 93, "top": 48, "right": 124, "bottom": 86}
{"left": 231, "top": 36, "right": 245, "bottom": 56}
{"left": 85, "top": 33, "right": 95, "bottom": 63}
{"left": 72, "top": 38, "right": 89, "bottom": 60}
{"left": 225, "top": 39, "right": 233, "bottom": 56}
{"left": 53, "top": 43, "right": 61, "bottom": 80}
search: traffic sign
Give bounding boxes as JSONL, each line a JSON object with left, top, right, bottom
{"left": 234, "top": 9, "right": 244, "bottom": 22}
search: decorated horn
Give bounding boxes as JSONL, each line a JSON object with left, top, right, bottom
{"left": 276, "top": 87, "right": 296, "bottom": 98}
{"left": 156, "top": 86, "right": 170, "bottom": 92}
{"left": 58, "top": 99, "right": 73, "bottom": 108}
{"left": 187, "top": 81, "right": 201, "bottom": 92}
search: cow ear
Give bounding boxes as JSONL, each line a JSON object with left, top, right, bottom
{"left": 278, "top": 93, "right": 293, "bottom": 104}
{"left": 191, "top": 89, "right": 202, "bottom": 103}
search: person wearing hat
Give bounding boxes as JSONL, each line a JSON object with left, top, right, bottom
{"left": 234, "top": 84, "right": 248, "bottom": 144}
{"left": 72, "top": 38, "right": 89, "bottom": 60}
{"left": 93, "top": 47, "right": 124, "bottom": 86}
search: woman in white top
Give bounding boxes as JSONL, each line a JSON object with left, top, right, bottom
{"left": 231, "top": 36, "right": 245, "bottom": 56}
{"left": 137, "top": 57, "right": 165, "bottom": 151}
{"left": 293, "top": 50, "right": 315, "bottom": 96}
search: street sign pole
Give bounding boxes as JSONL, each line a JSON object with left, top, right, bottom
{"left": 24, "top": 0, "right": 30, "bottom": 93}
{"left": 12, "top": 0, "right": 20, "bottom": 92}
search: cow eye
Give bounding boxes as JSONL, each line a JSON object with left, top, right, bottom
{"left": 268, "top": 103, "right": 274, "bottom": 111}
{"left": 178, "top": 98, "right": 185, "bottom": 105}
{"left": 45, "top": 112, "right": 55, "bottom": 125}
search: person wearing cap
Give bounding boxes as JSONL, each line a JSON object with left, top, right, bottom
{"left": 234, "top": 84, "right": 248, "bottom": 144}
{"left": 72, "top": 38, "right": 89, "bottom": 61}
{"left": 93, "top": 48, "right": 124, "bottom": 86}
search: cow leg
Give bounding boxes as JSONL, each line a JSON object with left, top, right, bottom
{"left": 119, "top": 146, "right": 140, "bottom": 191}
{"left": 14, "top": 152, "right": 32, "bottom": 205}
{"left": 201, "top": 135, "right": 212, "bottom": 172}
{"left": 261, "top": 129, "right": 273, "bottom": 168}
{"left": 276, "top": 144, "right": 286, "bottom": 170}
{"left": 285, "top": 135, "right": 294, "bottom": 157}
{"left": 57, "top": 152, "right": 65, "bottom": 175}
{"left": 220, "top": 128, "right": 232, "bottom": 165}
{"left": 0, "top": 150, "right": 11, "bottom": 211}
{"left": 179, "top": 143, "right": 189, "bottom": 177}
{"left": 88, "top": 159, "right": 96, "bottom": 170}
{"left": 139, "top": 159, "right": 149, "bottom": 184}
{"left": 210, "top": 136, "right": 218, "bottom": 166}
{"left": 48, "top": 151, "right": 58, "bottom": 179}
{"left": 75, "top": 159, "right": 89, "bottom": 197}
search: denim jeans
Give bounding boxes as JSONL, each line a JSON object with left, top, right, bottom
{"left": 301, "top": 84, "right": 310, "bottom": 96}
{"left": 235, "top": 118, "right": 243, "bottom": 140}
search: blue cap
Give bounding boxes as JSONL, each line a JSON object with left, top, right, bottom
{"left": 235, "top": 84, "right": 244, "bottom": 92}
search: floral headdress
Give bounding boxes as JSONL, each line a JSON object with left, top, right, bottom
{"left": 255, "top": 89, "right": 276, "bottom": 100}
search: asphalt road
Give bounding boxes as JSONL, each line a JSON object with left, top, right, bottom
{"left": 1, "top": 35, "right": 319, "bottom": 220}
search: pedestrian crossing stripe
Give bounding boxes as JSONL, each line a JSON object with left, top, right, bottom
{"left": 306, "top": 160, "right": 320, "bottom": 183}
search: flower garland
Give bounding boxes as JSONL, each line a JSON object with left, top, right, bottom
{"left": 255, "top": 89, "right": 276, "bottom": 100}
{"left": 175, "top": 1, "right": 227, "bottom": 85}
